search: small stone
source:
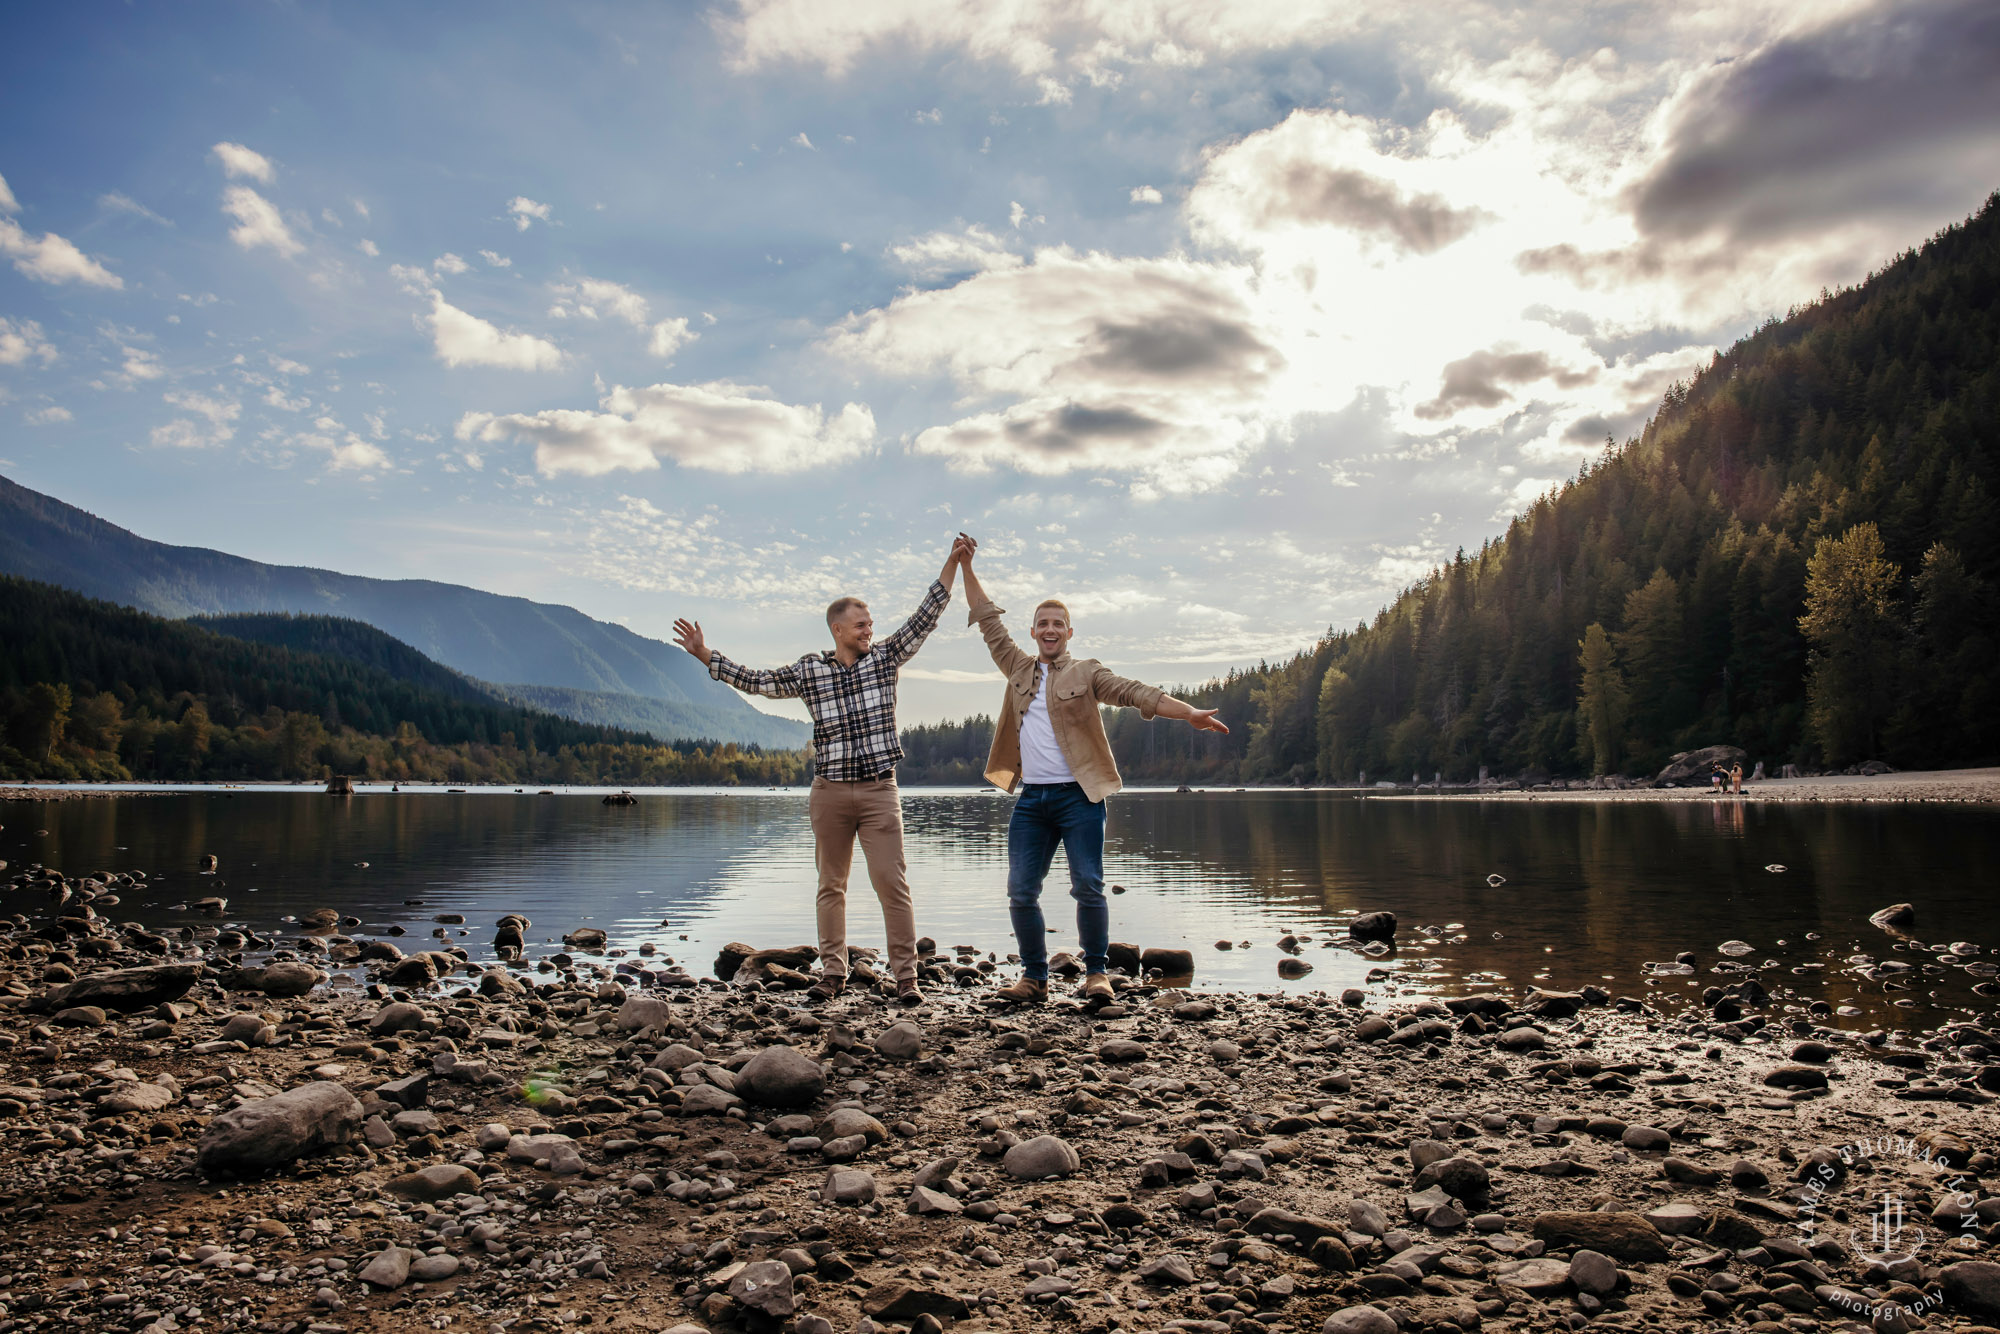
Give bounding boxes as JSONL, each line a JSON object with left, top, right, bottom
{"left": 1138, "top": 1253, "right": 1196, "bottom": 1286}
{"left": 1322, "top": 1305, "right": 1399, "bottom": 1334}
{"left": 1662, "top": 1156, "right": 1721, "bottom": 1185}
{"left": 409, "top": 1254, "right": 460, "bottom": 1282}
{"left": 1099, "top": 1038, "right": 1147, "bottom": 1063}
{"left": 737, "top": 1045, "right": 826, "bottom": 1107}
{"left": 821, "top": 1168, "right": 877, "bottom": 1204}
{"left": 861, "top": 1281, "right": 971, "bottom": 1323}
{"left": 727, "top": 1259, "right": 796, "bottom": 1320}
{"left": 1621, "top": 1124, "right": 1670, "bottom": 1151}
{"left": 1497, "top": 1027, "right": 1547, "bottom": 1051}
{"left": 386, "top": 1163, "right": 481, "bottom": 1202}
{"left": 1530, "top": 1211, "right": 1670, "bottom": 1263}
{"left": 678, "top": 1084, "right": 741, "bottom": 1117}
{"left": 1762, "top": 1064, "right": 1827, "bottom": 1090}
{"left": 819, "top": 1108, "right": 887, "bottom": 1145}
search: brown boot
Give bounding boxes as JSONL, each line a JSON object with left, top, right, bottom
{"left": 1081, "top": 972, "right": 1114, "bottom": 1002}
{"left": 897, "top": 978, "right": 925, "bottom": 1007}
{"left": 806, "top": 974, "right": 846, "bottom": 1001}
{"left": 994, "top": 976, "right": 1048, "bottom": 1004}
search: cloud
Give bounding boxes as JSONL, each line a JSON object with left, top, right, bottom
{"left": 0, "top": 318, "right": 57, "bottom": 367}
{"left": 325, "top": 436, "right": 391, "bottom": 471}
{"left": 480, "top": 249, "right": 511, "bottom": 267}
{"left": 648, "top": 316, "right": 697, "bottom": 359}
{"left": 425, "top": 291, "right": 564, "bottom": 370}
{"left": 221, "top": 185, "right": 302, "bottom": 257}
{"left": 356, "top": 239, "right": 379, "bottom": 257}
{"left": 99, "top": 192, "right": 171, "bottom": 225}
{"left": 268, "top": 353, "right": 309, "bottom": 375}
{"left": 433, "top": 252, "right": 471, "bottom": 275}
{"left": 826, "top": 246, "right": 1283, "bottom": 491}
{"left": 887, "top": 225, "right": 1022, "bottom": 279}
{"left": 25, "top": 405, "right": 71, "bottom": 425}
{"left": 120, "top": 346, "right": 164, "bottom": 381}
{"left": 0, "top": 175, "right": 124, "bottom": 288}
{"left": 211, "top": 142, "right": 275, "bottom": 183}
{"left": 792, "top": 131, "right": 815, "bottom": 149}
{"left": 456, "top": 380, "right": 875, "bottom": 477}
{"left": 549, "top": 276, "right": 651, "bottom": 327}
{"left": 913, "top": 108, "right": 942, "bottom": 125}
{"left": 1629, "top": 0, "right": 2000, "bottom": 249}
{"left": 150, "top": 390, "right": 240, "bottom": 449}
{"left": 1129, "top": 185, "right": 1163, "bottom": 204}
{"left": 264, "top": 386, "right": 310, "bottom": 412}
{"left": 1413, "top": 348, "right": 1599, "bottom": 421}
{"left": 509, "top": 196, "right": 552, "bottom": 231}
{"left": 1189, "top": 110, "right": 1490, "bottom": 257}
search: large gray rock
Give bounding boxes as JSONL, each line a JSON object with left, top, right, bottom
{"left": 615, "top": 995, "right": 672, "bottom": 1031}
{"left": 874, "top": 1021, "right": 924, "bottom": 1061}
{"left": 1002, "top": 1134, "right": 1079, "bottom": 1180}
{"left": 1651, "top": 744, "right": 1746, "bottom": 787}
{"left": 1531, "top": 1211, "right": 1670, "bottom": 1263}
{"left": 727, "top": 1260, "right": 796, "bottom": 1319}
{"left": 1942, "top": 1262, "right": 2000, "bottom": 1320}
{"left": 221, "top": 962, "right": 323, "bottom": 997}
{"left": 819, "top": 1108, "right": 887, "bottom": 1145}
{"left": 1568, "top": 1249, "right": 1619, "bottom": 1297}
{"left": 677, "top": 1084, "right": 740, "bottom": 1117}
{"left": 737, "top": 1045, "right": 825, "bottom": 1107}
{"left": 1323, "top": 1306, "right": 1399, "bottom": 1334}
{"left": 195, "top": 1081, "right": 362, "bottom": 1177}
{"left": 369, "top": 1002, "right": 427, "bottom": 1035}
{"left": 35, "top": 963, "right": 201, "bottom": 1014}
{"left": 100, "top": 1080, "right": 177, "bottom": 1114}
{"left": 386, "top": 1163, "right": 482, "bottom": 1201}
{"left": 821, "top": 1168, "right": 876, "bottom": 1204}
{"left": 358, "top": 1247, "right": 414, "bottom": 1290}
{"left": 1411, "top": 1156, "right": 1489, "bottom": 1199}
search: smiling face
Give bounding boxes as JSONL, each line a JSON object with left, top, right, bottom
{"left": 827, "top": 598, "right": 874, "bottom": 658}
{"left": 1032, "top": 600, "right": 1073, "bottom": 662}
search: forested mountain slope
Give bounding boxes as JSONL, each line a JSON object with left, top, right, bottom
{"left": 1097, "top": 193, "right": 2000, "bottom": 784}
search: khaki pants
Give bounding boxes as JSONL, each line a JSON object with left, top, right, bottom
{"left": 809, "top": 775, "right": 918, "bottom": 982}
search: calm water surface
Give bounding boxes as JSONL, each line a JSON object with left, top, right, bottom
{"left": 5, "top": 787, "right": 1995, "bottom": 1033}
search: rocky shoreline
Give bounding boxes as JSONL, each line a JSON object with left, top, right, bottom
{"left": 0, "top": 858, "right": 1995, "bottom": 1334}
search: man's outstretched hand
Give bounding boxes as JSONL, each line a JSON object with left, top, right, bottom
{"left": 672, "top": 618, "right": 712, "bottom": 665}
{"left": 1189, "top": 708, "right": 1229, "bottom": 734}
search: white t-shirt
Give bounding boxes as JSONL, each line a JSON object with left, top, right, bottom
{"left": 1019, "top": 664, "right": 1076, "bottom": 784}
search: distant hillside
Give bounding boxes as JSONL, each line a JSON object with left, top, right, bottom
{"left": 0, "top": 575, "right": 805, "bottom": 786}
{"left": 0, "top": 474, "right": 806, "bottom": 750}
{"left": 485, "top": 682, "right": 800, "bottom": 747}
{"left": 190, "top": 612, "right": 495, "bottom": 705}
{"left": 1103, "top": 193, "right": 2000, "bottom": 783}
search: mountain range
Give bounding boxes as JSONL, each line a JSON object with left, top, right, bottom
{"left": 0, "top": 474, "right": 805, "bottom": 749}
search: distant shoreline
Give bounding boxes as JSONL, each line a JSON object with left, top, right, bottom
{"left": 6, "top": 766, "right": 2000, "bottom": 804}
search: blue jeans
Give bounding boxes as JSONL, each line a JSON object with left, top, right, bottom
{"left": 1007, "top": 782, "right": 1108, "bottom": 981}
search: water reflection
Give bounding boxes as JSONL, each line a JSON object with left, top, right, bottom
{"left": 5, "top": 788, "right": 1993, "bottom": 1033}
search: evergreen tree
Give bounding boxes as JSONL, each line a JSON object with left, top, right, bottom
{"left": 1799, "top": 523, "right": 1901, "bottom": 765}
{"left": 1575, "top": 623, "right": 1628, "bottom": 775}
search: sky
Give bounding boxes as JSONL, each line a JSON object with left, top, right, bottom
{"left": 2, "top": 0, "right": 1997, "bottom": 728}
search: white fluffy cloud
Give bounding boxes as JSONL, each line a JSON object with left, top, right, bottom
{"left": 433, "top": 252, "right": 471, "bottom": 275}
{"left": 647, "top": 316, "right": 697, "bottom": 359}
{"left": 1129, "top": 185, "right": 1163, "bottom": 204}
{"left": 549, "top": 276, "right": 651, "bottom": 326}
{"left": 0, "top": 318, "right": 57, "bottom": 366}
{"left": 150, "top": 390, "right": 240, "bottom": 449}
{"left": 887, "top": 225, "right": 1022, "bottom": 279}
{"left": 425, "top": 291, "right": 564, "bottom": 370}
{"left": 826, "top": 247, "right": 1283, "bottom": 493}
{"left": 211, "top": 142, "right": 275, "bottom": 183}
{"left": 0, "top": 173, "right": 123, "bottom": 288}
{"left": 221, "top": 185, "right": 302, "bottom": 257}
{"left": 479, "top": 249, "right": 511, "bottom": 268}
{"left": 25, "top": 405, "right": 71, "bottom": 425}
{"left": 456, "top": 380, "right": 875, "bottom": 477}
{"left": 509, "top": 196, "right": 552, "bottom": 231}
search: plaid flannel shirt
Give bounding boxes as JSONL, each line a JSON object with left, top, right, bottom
{"left": 708, "top": 579, "right": 950, "bottom": 781}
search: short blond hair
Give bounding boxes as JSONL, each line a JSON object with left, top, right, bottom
{"left": 826, "top": 596, "right": 869, "bottom": 626}
{"left": 1033, "top": 598, "right": 1071, "bottom": 627}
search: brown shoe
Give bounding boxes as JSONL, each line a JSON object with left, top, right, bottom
{"left": 994, "top": 976, "right": 1048, "bottom": 1004}
{"left": 897, "top": 978, "right": 925, "bottom": 1007}
{"left": 806, "top": 975, "right": 846, "bottom": 1001}
{"left": 1081, "top": 972, "right": 1114, "bottom": 1001}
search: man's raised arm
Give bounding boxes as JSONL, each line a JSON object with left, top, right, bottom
{"left": 958, "top": 547, "right": 1033, "bottom": 677}
{"left": 874, "top": 536, "right": 969, "bottom": 667}
{"left": 672, "top": 617, "right": 804, "bottom": 699}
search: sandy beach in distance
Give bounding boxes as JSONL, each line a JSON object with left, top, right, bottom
{"left": 1392, "top": 766, "right": 2000, "bottom": 804}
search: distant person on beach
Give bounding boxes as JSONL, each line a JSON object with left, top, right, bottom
{"left": 1730, "top": 762, "right": 1744, "bottom": 795}
{"left": 671, "top": 535, "right": 973, "bottom": 1007}
{"left": 1710, "top": 766, "right": 1726, "bottom": 794}
{"left": 955, "top": 539, "right": 1229, "bottom": 1005}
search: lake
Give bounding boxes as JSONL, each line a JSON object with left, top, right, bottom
{"left": 5, "top": 786, "right": 1995, "bottom": 1034}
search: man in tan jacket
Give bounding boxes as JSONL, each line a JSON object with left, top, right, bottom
{"left": 957, "top": 545, "right": 1228, "bottom": 1004}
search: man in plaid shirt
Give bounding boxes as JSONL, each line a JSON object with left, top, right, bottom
{"left": 672, "top": 535, "right": 971, "bottom": 1005}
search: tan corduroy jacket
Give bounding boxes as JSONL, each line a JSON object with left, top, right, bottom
{"left": 968, "top": 597, "right": 1165, "bottom": 803}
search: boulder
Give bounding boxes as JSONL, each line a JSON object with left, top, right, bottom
{"left": 1107, "top": 941, "right": 1143, "bottom": 974}
{"left": 861, "top": 1282, "right": 970, "bottom": 1323}
{"left": 737, "top": 1045, "right": 826, "bottom": 1107}
{"left": 1003, "top": 1134, "right": 1080, "bottom": 1180}
{"left": 369, "top": 1002, "right": 428, "bottom": 1035}
{"left": 678, "top": 1085, "right": 740, "bottom": 1117}
{"left": 34, "top": 963, "right": 201, "bottom": 1014}
{"left": 1763, "top": 1064, "right": 1828, "bottom": 1090}
{"left": 1245, "top": 1206, "right": 1343, "bottom": 1244}
{"left": 410, "top": 1254, "right": 460, "bottom": 1282}
{"left": 818, "top": 1108, "right": 887, "bottom": 1145}
{"left": 386, "top": 1163, "right": 482, "bottom": 1201}
{"left": 1531, "top": 1211, "right": 1670, "bottom": 1263}
{"left": 874, "top": 1021, "right": 924, "bottom": 1061}
{"left": 196, "top": 1081, "right": 363, "bottom": 1177}
{"left": 1568, "top": 1249, "right": 1619, "bottom": 1297}
{"left": 1322, "top": 1306, "right": 1399, "bottom": 1334}
{"left": 358, "top": 1246, "right": 414, "bottom": 1289}
{"left": 727, "top": 1260, "right": 796, "bottom": 1320}
{"left": 220, "top": 962, "right": 323, "bottom": 997}
{"left": 1140, "top": 947, "right": 1194, "bottom": 976}
{"left": 1138, "top": 1253, "right": 1196, "bottom": 1285}
{"left": 1942, "top": 1262, "right": 2000, "bottom": 1320}
{"left": 1869, "top": 902, "right": 1917, "bottom": 930}
{"left": 713, "top": 942, "right": 816, "bottom": 982}
{"left": 382, "top": 955, "right": 439, "bottom": 988}
{"left": 1412, "top": 1156, "right": 1490, "bottom": 1200}
{"left": 100, "top": 1080, "right": 176, "bottom": 1114}
{"left": 615, "top": 995, "right": 673, "bottom": 1031}
{"left": 1651, "top": 744, "right": 1746, "bottom": 787}
{"left": 562, "top": 927, "right": 607, "bottom": 952}
{"left": 1348, "top": 912, "right": 1397, "bottom": 943}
